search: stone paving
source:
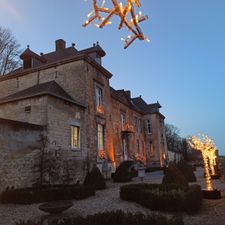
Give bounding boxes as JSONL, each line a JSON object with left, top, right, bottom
{"left": 0, "top": 167, "right": 225, "bottom": 225}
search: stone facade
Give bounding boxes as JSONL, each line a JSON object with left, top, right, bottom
{"left": 0, "top": 39, "right": 168, "bottom": 191}
{"left": 0, "top": 118, "right": 43, "bottom": 192}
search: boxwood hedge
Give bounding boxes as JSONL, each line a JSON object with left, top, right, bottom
{"left": 15, "top": 210, "right": 184, "bottom": 225}
{"left": 120, "top": 183, "right": 202, "bottom": 213}
{"left": 0, "top": 184, "right": 95, "bottom": 204}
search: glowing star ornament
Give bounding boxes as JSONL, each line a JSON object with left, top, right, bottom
{"left": 83, "top": 0, "right": 149, "bottom": 49}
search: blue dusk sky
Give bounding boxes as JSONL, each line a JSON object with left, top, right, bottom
{"left": 1, "top": 0, "right": 225, "bottom": 154}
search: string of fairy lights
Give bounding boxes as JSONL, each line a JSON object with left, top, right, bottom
{"left": 189, "top": 134, "right": 217, "bottom": 191}
{"left": 83, "top": 0, "right": 149, "bottom": 49}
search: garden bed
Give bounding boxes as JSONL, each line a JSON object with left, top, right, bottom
{"left": 15, "top": 210, "right": 184, "bottom": 225}
{"left": 120, "top": 183, "right": 202, "bottom": 213}
{"left": 0, "top": 184, "right": 95, "bottom": 204}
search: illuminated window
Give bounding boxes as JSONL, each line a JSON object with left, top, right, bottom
{"left": 71, "top": 126, "right": 80, "bottom": 149}
{"left": 97, "top": 124, "right": 104, "bottom": 150}
{"left": 150, "top": 141, "right": 154, "bottom": 157}
{"left": 147, "top": 119, "right": 152, "bottom": 134}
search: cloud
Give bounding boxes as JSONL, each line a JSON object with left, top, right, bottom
{"left": 0, "top": 0, "right": 24, "bottom": 23}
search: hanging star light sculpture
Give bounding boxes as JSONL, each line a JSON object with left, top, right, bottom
{"left": 83, "top": 0, "right": 149, "bottom": 49}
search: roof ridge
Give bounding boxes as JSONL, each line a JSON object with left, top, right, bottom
{"left": 0, "top": 80, "right": 84, "bottom": 108}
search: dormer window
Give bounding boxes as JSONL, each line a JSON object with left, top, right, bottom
{"left": 23, "top": 58, "right": 32, "bottom": 69}
{"left": 20, "top": 46, "right": 46, "bottom": 70}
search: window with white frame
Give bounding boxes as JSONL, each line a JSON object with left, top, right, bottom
{"left": 134, "top": 116, "right": 138, "bottom": 132}
{"left": 95, "top": 85, "right": 103, "bottom": 108}
{"left": 138, "top": 118, "right": 142, "bottom": 133}
{"left": 150, "top": 141, "right": 154, "bottom": 157}
{"left": 97, "top": 124, "right": 104, "bottom": 150}
{"left": 120, "top": 112, "right": 126, "bottom": 128}
{"left": 71, "top": 125, "right": 80, "bottom": 149}
{"left": 136, "top": 139, "right": 140, "bottom": 153}
{"left": 147, "top": 119, "right": 152, "bottom": 134}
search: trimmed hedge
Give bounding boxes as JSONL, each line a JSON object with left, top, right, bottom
{"left": 83, "top": 165, "right": 106, "bottom": 190}
{"left": 15, "top": 210, "right": 184, "bottom": 225}
{"left": 177, "top": 160, "right": 197, "bottom": 182}
{"left": 0, "top": 184, "right": 95, "bottom": 204}
{"left": 120, "top": 183, "right": 202, "bottom": 213}
{"left": 113, "top": 161, "right": 137, "bottom": 183}
{"left": 162, "top": 162, "right": 189, "bottom": 189}
{"left": 145, "top": 167, "right": 163, "bottom": 173}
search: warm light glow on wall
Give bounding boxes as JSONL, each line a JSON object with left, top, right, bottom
{"left": 189, "top": 134, "right": 218, "bottom": 191}
{"left": 98, "top": 149, "right": 106, "bottom": 159}
{"left": 83, "top": 0, "right": 149, "bottom": 49}
{"left": 96, "top": 105, "right": 105, "bottom": 114}
{"left": 134, "top": 152, "right": 146, "bottom": 164}
{"left": 106, "top": 131, "right": 115, "bottom": 162}
{"left": 121, "top": 123, "right": 134, "bottom": 132}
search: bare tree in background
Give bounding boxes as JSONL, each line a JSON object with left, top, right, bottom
{"left": 0, "top": 26, "right": 21, "bottom": 75}
{"left": 165, "top": 124, "right": 182, "bottom": 153}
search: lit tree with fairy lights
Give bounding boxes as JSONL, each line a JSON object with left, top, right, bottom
{"left": 189, "top": 134, "right": 218, "bottom": 191}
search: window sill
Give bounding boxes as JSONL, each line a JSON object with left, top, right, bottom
{"left": 70, "top": 148, "right": 81, "bottom": 152}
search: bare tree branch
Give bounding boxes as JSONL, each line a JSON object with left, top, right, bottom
{"left": 0, "top": 26, "right": 21, "bottom": 75}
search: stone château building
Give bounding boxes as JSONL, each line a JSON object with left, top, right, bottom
{"left": 0, "top": 39, "right": 168, "bottom": 191}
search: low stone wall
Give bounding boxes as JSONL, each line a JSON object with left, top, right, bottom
{"left": 0, "top": 119, "right": 43, "bottom": 193}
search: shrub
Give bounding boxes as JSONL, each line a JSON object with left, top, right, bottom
{"left": 145, "top": 167, "right": 163, "bottom": 173}
{"left": 184, "top": 184, "right": 202, "bottom": 213}
{"left": 177, "top": 160, "right": 197, "bottom": 182}
{"left": 0, "top": 184, "right": 95, "bottom": 204}
{"left": 113, "top": 160, "right": 137, "bottom": 182}
{"left": 120, "top": 183, "right": 202, "bottom": 213}
{"left": 83, "top": 165, "right": 106, "bottom": 190}
{"left": 162, "top": 162, "right": 189, "bottom": 189}
{"left": 15, "top": 210, "right": 184, "bottom": 225}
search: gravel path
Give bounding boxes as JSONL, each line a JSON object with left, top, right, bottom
{"left": 0, "top": 167, "right": 225, "bottom": 225}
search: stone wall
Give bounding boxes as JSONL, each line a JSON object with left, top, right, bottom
{"left": 84, "top": 62, "right": 113, "bottom": 165}
{"left": 0, "top": 119, "right": 43, "bottom": 193}
{"left": 0, "top": 60, "right": 87, "bottom": 106}
{"left": 0, "top": 96, "right": 48, "bottom": 125}
{"left": 146, "top": 113, "right": 168, "bottom": 167}
{"left": 46, "top": 96, "right": 87, "bottom": 182}
{"left": 110, "top": 97, "right": 145, "bottom": 165}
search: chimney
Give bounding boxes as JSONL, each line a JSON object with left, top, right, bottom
{"left": 55, "top": 39, "right": 66, "bottom": 51}
{"left": 125, "top": 90, "right": 131, "bottom": 98}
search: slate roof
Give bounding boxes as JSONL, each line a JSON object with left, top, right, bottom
{"left": 3, "top": 40, "right": 112, "bottom": 80}
{"left": 19, "top": 43, "right": 105, "bottom": 67}
{"left": 110, "top": 87, "right": 163, "bottom": 116}
{"left": 110, "top": 87, "right": 133, "bottom": 108}
{"left": 78, "top": 45, "right": 106, "bottom": 57}
{"left": 20, "top": 48, "right": 46, "bottom": 63}
{"left": 42, "top": 47, "right": 78, "bottom": 63}
{"left": 0, "top": 81, "right": 85, "bottom": 107}
{"left": 132, "top": 97, "right": 162, "bottom": 115}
